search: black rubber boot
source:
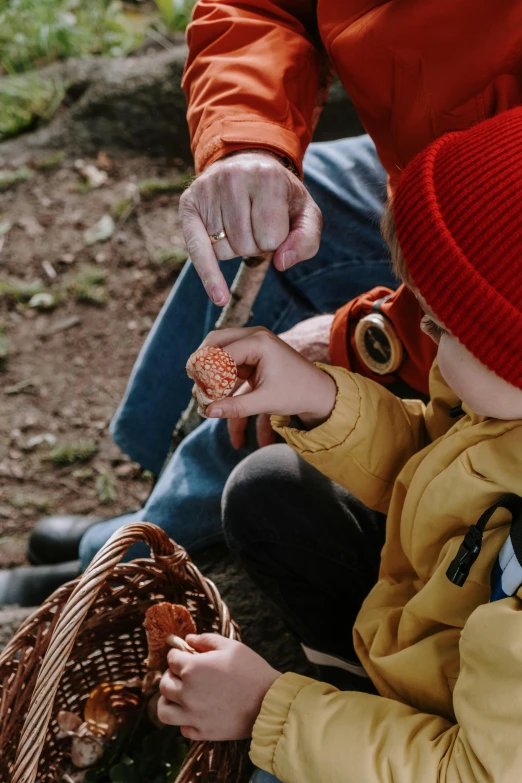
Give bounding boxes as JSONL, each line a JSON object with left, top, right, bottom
{"left": 0, "top": 560, "right": 81, "bottom": 607}
{"left": 27, "top": 515, "right": 103, "bottom": 565}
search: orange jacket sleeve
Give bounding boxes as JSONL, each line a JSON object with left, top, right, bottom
{"left": 182, "top": 0, "right": 330, "bottom": 175}
{"left": 329, "top": 284, "right": 437, "bottom": 397}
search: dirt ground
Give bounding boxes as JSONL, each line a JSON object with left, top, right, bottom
{"left": 0, "top": 152, "right": 192, "bottom": 568}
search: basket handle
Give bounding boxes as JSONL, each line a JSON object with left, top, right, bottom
{"left": 11, "top": 522, "right": 185, "bottom": 783}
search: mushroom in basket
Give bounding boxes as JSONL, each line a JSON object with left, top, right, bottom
{"left": 59, "top": 603, "right": 196, "bottom": 769}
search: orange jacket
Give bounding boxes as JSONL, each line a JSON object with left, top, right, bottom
{"left": 182, "top": 1, "right": 522, "bottom": 391}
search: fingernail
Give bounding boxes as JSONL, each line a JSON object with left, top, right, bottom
{"left": 208, "top": 408, "right": 222, "bottom": 418}
{"left": 281, "top": 250, "right": 296, "bottom": 270}
{"left": 210, "top": 285, "right": 227, "bottom": 305}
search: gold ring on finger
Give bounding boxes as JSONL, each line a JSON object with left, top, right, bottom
{"left": 209, "top": 229, "right": 227, "bottom": 244}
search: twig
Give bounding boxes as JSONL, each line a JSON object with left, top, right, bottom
{"left": 146, "top": 28, "right": 176, "bottom": 52}
{"left": 43, "top": 315, "right": 82, "bottom": 337}
{"left": 172, "top": 254, "right": 272, "bottom": 446}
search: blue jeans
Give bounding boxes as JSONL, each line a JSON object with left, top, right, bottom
{"left": 79, "top": 135, "right": 392, "bottom": 568}
{"left": 250, "top": 772, "right": 280, "bottom": 783}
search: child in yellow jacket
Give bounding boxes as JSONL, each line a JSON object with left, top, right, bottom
{"left": 157, "top": 108, "right": 522, "bottom": 782}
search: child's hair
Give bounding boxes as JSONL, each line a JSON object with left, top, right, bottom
{"left": 380, "top": 201, "right": 411, "bottom": 286}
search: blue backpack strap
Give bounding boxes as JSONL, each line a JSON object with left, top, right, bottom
{"left": 490, "top": 499, "right": 522, "bottom": 601}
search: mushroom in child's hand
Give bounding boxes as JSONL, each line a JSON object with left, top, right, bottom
{"left": 186, "top": 345, "right": 237, "bottom": 416}
{"left": 143, "top": 602, "right": 197, "bottom": 673}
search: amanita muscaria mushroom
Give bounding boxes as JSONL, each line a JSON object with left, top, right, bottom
{"left": 186, "top": 345, "right": 237, "bottom": 415}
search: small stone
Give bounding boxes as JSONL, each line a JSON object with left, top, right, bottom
{"left": 41, "top": 260, "right": 57, "bottom": 279}
{"left": 29, "top": 292, "right": 55, "bottom": 310}
{"left": 25, "top": 433, "right": 57, "bottom": 450}
{"left": 60, "top": 253, "right": 75, "bottom": 264}
{"left": 84, "top": 215, "right": 115, "bottom": 246}
{"left": 114, "top": 463, "right": 134, "bottom": 478}
{"left": 80, "top": 164, "right": 108, "bottom": 189}
{"left": 127, "top": 320, "right": 137, "bottom": 331}
{"left": 10, "top": 463, "right": 24, "bottom": 479}
{"left": 73, "top": 356, "right": 86, "bottom": 367}
{"left": 95, "top": 252, "right": 106, "bottom": 264}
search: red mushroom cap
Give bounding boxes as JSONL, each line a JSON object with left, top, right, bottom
{"left": 186, "top": 346, "right": 237, "bottom": 405}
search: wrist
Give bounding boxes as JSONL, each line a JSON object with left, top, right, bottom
{"left": 219, "top": 148, "right": 300, "bottom": 178}
{"left": 299, "top": 370, "right": 337, "bottom": 429}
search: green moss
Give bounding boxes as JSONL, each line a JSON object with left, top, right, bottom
{"left": 33, "top": 150, "right": 66, "bottom": 170}
{"left": 96, "top": 471, "right": 117, "bottom": 505}
{"left": 111, "top": 196, "right": 135, "bottom": 220}
{"left": 138, "top": 177, "right": 186, "bottom": 199}
{"left": 0, "top": 278, "right": 47, "bottom": 302}
{"left": 46, "top": 440, "right": 99, "bottom": 467}
{"left": 66, "top": 267, "right": 108, "bottom": 306}
{"left": 0, "top": 166, "right": 34, "bottom": 192}
{"left": 0, "top": 74, "right": 65, "bottom": 140}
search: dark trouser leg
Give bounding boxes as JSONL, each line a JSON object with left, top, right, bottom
{"left": 222, "top": 444, "right": 386, "bottom": 690}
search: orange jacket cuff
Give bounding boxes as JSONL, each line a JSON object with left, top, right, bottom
{"left": 194, "top": 117, "right": 304, "bottom": 177}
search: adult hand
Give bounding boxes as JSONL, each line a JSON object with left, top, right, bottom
{"left": 178, "top": 150, "right": 322, "bottom": 305}
{"left": 228, "top": 314, "right": 334, "bottom": 449}
{"left": 203, "top": 326, "right": 337, "bottom": 429}
{"left": 157, "top": 634, "right": 280, "bottom": 741}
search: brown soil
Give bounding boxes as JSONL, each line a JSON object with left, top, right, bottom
{"left": 0, "top": 152, "right": 193, "bottom": 568}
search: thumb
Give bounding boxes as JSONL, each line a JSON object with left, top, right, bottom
{"left": 274, "top": 196, "right": 322, "bottom": 271}
{"left": 207, "top": 388, "right": 269, "bottom": 420}
{"left": 185, "top": 633, "right": 231, "bottom": 652}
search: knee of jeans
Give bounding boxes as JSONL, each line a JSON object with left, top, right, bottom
{"left": 222, "top": 444, "right": 296, "bottom": 554}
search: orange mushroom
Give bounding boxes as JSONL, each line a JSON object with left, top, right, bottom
{"left": 143, "top": 603, "right": 197, "bottom": 672}
{"left": 186, "top": 345, "right": 237, "bottom": 415}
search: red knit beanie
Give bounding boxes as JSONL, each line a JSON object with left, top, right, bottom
{"left": 393, "top": 107, "right": 522, "bottom": 390}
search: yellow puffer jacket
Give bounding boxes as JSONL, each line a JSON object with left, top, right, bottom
{"left": 250, "top": 362, "right": 522, "bottom": 783}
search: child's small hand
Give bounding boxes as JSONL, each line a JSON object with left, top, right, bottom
{"left": 157, "top": 634, "right": 280, "bottom": 741}
{"left": 201, "top": 327, "right": 337, "bottom": 428}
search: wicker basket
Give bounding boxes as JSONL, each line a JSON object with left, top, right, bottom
{"left": 0, "top": 522, "right": 252, "bottom": 783}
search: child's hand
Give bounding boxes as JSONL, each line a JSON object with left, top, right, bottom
{"left": 201, "top": 327, "right": 337, "bottom": 428}
{"left": 157, "top": 634, "right": 281, "bottom": 741}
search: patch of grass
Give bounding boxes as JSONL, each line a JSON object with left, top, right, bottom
{"left": 0, "top": 278, "right": 47, "bottom": 302}
{"left": 75, "top": 180, "right": 91, "bottom": 195}
{"left": 11, "top": 492, "right": 51, "bottom": 513}
{"left": 66, "top": 266, "right": 108, "bottom": 306}
{"left": 46, "top": 439, "right": 99, "bottom": 467}
{"left": 96, "top": 470, "right": 117, "bottom": 505}
{"left": 0, "top": 0, "right": 140, "bottom": 75}
{"left": 0, "top": 73, "right": 65, "bottom": 140}
{"left": 153, "top": 246, "right": 188, "bottom": 267}
{"left": 138, "top": 176, "right": 186, "bottom": 199}
{"left": 152, "top": 0, "right": 194, "bottom": 32}
{"left": 111, "top": 195, "right": 136, "bottom": 220}
{"left": 0, "top": 166, "right": 34, "bottom": 192}
{"left": 33, "top": 149, "right": 65, "bottom": 170}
